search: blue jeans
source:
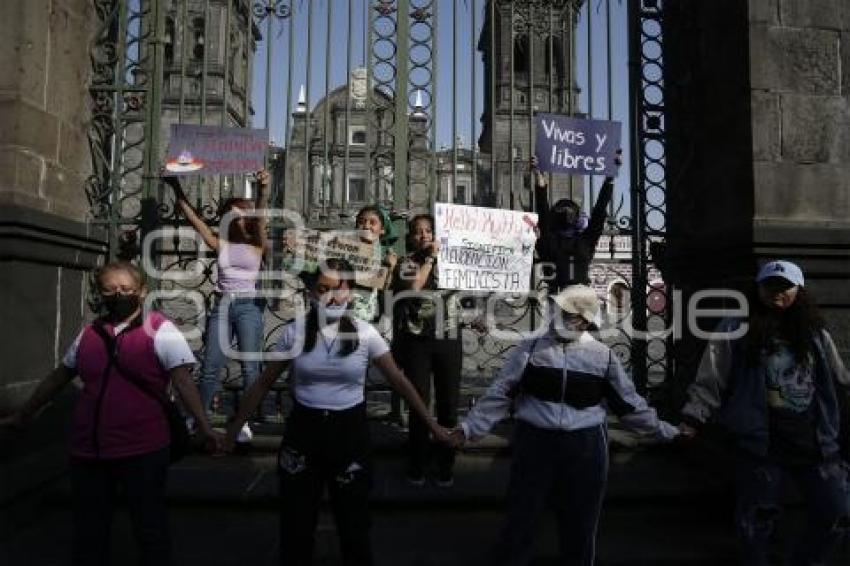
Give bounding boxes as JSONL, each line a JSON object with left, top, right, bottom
{"left": 735, "top": 456, "right": 850, "bottom": 566}
{"left": 198, "top": 295, "right": 265, "bottom": 413}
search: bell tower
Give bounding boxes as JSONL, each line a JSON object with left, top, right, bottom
{"left": 479, "top": 0, "right": 584, "bottom": 208}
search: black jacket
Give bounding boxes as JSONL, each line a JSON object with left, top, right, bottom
{"left": 534, "top": 179, "right": 614, "bottom": 290}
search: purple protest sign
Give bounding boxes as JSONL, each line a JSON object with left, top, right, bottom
{"left": 534, "top": 114, "right": 621, "bottom": 177}
{"left": 164, "top": 125, "right": 268, "bottom": 176}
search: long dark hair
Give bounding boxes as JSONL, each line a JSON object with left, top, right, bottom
{"left": 303, "top": 258, "right": 359, "bottom": 357}
{"left": 219, "top": 197, "right": 264, "bottom": 247}
{"left": 744, "top": 286, "right": 825, "bottom": 367}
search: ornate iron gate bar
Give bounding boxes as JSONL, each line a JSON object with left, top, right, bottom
{"left": 392, "top": 0, "right": 410, "bottom": 213}
{"left": 88, "top": 0, "right": 162, "bottom": 261}
{"left": 408, "top": 0, "right": 435, "bottom": 214}
{"left": 628, "top": 0, "right": 670, "bottom": 393}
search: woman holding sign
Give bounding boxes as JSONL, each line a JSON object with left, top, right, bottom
{"left": 391, "top": 214, "right": 464, "bottom": 487}
{"left": 349, "top": 205, "right": 398, "bottom": 323}
{"left": 162, "top": 171, "right": 270, "bottom": 442}
{"left": 530, "top": 151, "right": 621, "bottom": 291}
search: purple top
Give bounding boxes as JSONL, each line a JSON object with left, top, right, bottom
{"left": 217, "top": 242, "right": 262, "bottom": 292}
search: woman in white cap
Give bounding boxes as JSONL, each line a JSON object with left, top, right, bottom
{"left": 679, "top": 260, "right": 850, "bottom": 566}
{"left": 450, "top": 284, "right": 679, "bottom": 566}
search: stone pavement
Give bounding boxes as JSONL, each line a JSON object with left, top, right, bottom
{"left": 1, "top": 419, "right": 848, "bottom": 565}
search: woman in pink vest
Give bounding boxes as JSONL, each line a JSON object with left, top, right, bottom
{"left": 1, "top": 261, "right": 219, "bottom": 566}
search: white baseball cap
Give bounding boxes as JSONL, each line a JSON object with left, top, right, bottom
{"left": 551, "top": 284, "right": 600, "bottom": 324}
{"left": 756, "top": 260, "right": 804, "bottom": 287}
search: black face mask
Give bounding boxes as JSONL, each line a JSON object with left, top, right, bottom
{"left": 102, "top": 293, "right": 141, "bottom": 321}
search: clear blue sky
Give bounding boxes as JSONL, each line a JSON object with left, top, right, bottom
{"left": 250, "top": 0, "right": 633, "bottom": 211}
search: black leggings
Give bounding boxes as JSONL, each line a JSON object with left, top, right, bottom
{"left": 394, "top": 334, "right": 462, "bottom": 477}
{"left": 70, "top": 447, "right": 172, "bottom": 566}
{"left": 277, "top": 402, "right": 372, "bottom": 565}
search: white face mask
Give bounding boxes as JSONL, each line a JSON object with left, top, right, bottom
{"left": 311, "top": 298, "right": 349, "bottom": 322}
{"left": 549, "top": 311, "right": 587, "bottom": 342}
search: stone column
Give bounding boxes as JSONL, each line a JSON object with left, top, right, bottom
{"left": 0, "top": 0, "right": 106, "bottom": 507}
{"left": 661, "top": 0, "right": 850, "bottom": 406}
{"left": 749, "top": 0, "right": 850, "bottom": 343}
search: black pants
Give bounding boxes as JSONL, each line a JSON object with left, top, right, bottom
{"left": 393, "top": 334, "right": 462, "bottom": 478}
{"left": 70, "top": 447, "right": 172, "bottom": 566}
{"left": 489, "top": 422, "right": 608, "bottom": 566}
{"left": 278, "top": 402, "right": 372, "bottom": 565}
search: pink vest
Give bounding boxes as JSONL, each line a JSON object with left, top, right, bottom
{"left": 71, "top": 312, "right": 172, "bottom": 459}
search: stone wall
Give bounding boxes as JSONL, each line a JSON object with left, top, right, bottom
{"left": 663, "top": 0, "right": 756, "bottom": 287}
{"left": 661, "top": 0, "right": 850, "bottom": 408}
{"left": 0, "top": 0, "right": 92, "bottom": 220}
{"left": 0, "top": 0, "right": 106, "bottom": 507}
{"left": 749, "top": 0, "right": 850, "bottom": 354}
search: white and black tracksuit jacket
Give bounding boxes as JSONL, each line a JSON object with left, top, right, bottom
{"left": 461, "top": 332, "right": 679, "bottom": 441}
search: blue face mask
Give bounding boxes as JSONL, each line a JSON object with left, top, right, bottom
{"left": 311, "top": 298, "right": 349, "bottom": 322}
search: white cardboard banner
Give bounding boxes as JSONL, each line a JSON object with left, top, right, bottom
{"left": 434, "top": 203, "right": 538, "bottom": 292}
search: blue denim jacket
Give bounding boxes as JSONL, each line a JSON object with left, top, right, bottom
{"left": 682, "top": 318, "right": 850, "bottom": 461}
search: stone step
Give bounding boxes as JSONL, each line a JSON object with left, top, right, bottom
{"left": 12, "top": 487, "right": 850, "bottom": 566}
{"left": 37, "top": 431, "right": 732, "bottom": 512}
{"left": 8, "top": 425, "right": 848, "bottom": 566}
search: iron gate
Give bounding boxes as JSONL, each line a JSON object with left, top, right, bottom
{"left": 87, "top": 0, "right": 671, "bottom": 412}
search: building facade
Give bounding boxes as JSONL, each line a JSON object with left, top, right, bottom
{"left": 282, "top": 1, "right": 586, "bottom": 230}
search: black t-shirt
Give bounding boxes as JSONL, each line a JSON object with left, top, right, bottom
{"left": 391, "top": 253, "right": 460, "bottom": 339}
{"left": 762, "top": 341, "right": 820, "bottom": 465}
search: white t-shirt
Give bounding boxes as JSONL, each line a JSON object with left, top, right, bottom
{"left": 62, "top": 320, "right": 196, "bottom": 372}
{"left": 275, "top": 319, "right": 390, "bottom": 411}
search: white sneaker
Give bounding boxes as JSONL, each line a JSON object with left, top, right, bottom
{"left": 236, "top": 422, "right": 253, "bottom": 444}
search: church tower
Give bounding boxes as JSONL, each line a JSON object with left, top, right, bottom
{"left": 479, "top": 0, "right": 583, "bottom": 209}
{"left": 160, "top": 1, "right": 258, "bottom": 131}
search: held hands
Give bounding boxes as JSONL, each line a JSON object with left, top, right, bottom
{"left": 199, "top": 427, "right": 226, "bottom": 455}
{"left": 429, "top": 421, "right": 454, "bottom": 446}
{"left": 448, "top": 427, "right": 466, "bottom": 450}
{"left": 676, "top": 422, "right": 697, "bottom": 439}
{"left": 218, "top": 421, "right": 243, "bottom": 455}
